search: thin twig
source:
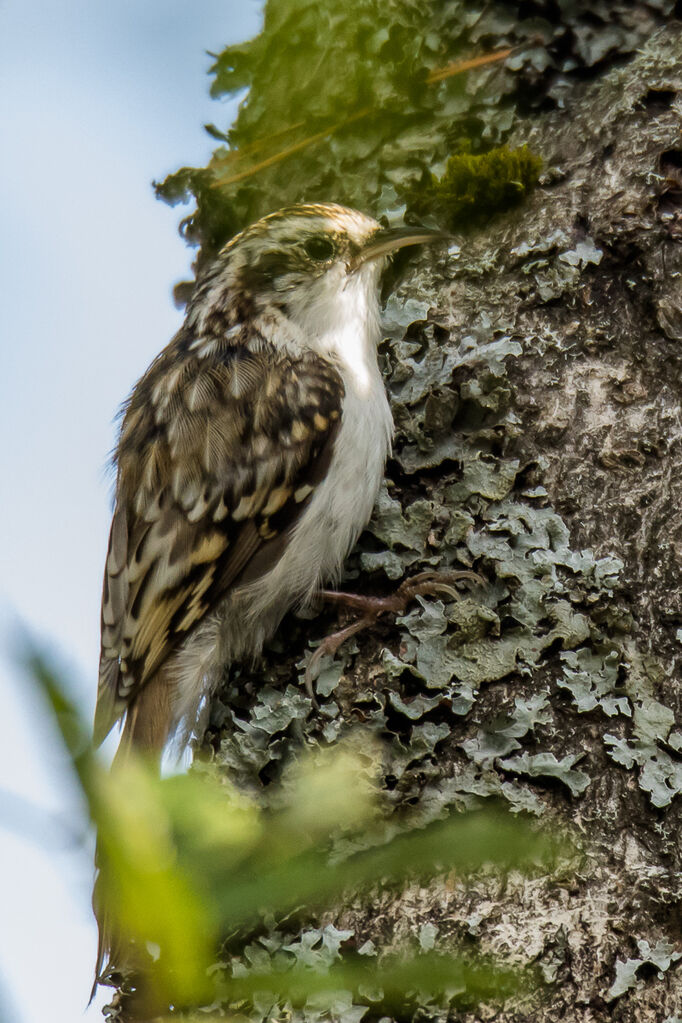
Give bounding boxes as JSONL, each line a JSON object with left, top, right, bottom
{"left": 426, "top": 47, "right": 513, "bottom": 83}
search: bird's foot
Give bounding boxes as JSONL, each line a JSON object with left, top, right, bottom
{"left": 304, "top": 569, "right": 482, "bottom": 699}
{"left": 318, "top": 569, "right": 483, "bottom": 616}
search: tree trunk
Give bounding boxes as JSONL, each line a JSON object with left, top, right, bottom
{"left": 204, "top": 23, "right": 682, "bottom": 1022}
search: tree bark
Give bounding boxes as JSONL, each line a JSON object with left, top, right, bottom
{"left": 201, "top": 24, "right": 682, "bottom": 1023}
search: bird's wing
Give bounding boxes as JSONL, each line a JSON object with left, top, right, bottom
{"left": 94, "top": 341, "right": 343, "bottom": 744}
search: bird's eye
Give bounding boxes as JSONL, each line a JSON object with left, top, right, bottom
{"left": 303, "top": 235, "right": 335, "bottom": 261}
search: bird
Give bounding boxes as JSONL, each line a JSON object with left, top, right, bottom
{"left": 94, "top": 202, "right": 448, "bottom": 765}
{"left": 91, "top": 203, "right": 454, "bottom": 997}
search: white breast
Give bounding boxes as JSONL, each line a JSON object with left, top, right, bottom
{"left": 249, "top": 364, "right": 392, "bottom": 621}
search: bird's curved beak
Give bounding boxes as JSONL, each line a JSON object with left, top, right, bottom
{"left": 351, "top": 225, "right": 450, "bottom": 270}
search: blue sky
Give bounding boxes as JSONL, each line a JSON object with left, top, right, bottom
{"left": 0, "top": 2, "right": 261, "bottom": 1019}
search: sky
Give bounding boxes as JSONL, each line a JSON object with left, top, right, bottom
{"left": 0, "top": 2, "right": 262, "bottom": 1019}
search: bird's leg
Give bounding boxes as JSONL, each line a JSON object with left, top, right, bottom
{"left": 305, "top": 570, "right": 482, "bottom": 696}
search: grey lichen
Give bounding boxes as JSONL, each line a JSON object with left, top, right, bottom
{"left": 497, "top": 751, "right": 590, "bottom": 797}
{"left": 606, "top": 939, "right": 681, "bottom": 1001}
{"left": 227, "top": 925, "right": 368, "bottom": 1023}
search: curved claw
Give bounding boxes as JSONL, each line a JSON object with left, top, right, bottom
{"left": 304, "top": 616, "right": 373, "bottom": 704}
{"left": 397, "top": 569, "right": 484, "bottom": 592}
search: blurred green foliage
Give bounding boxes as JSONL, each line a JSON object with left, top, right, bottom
{"left": 156, "top": 0, "right": 674, "bottom": 287}
{"left": 22, "top": 648, "right": 560, "bottom": 1020}
{"left": 158, "top": 0, "right": 481, "bottom": 267}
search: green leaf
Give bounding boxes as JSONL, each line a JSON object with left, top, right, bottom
{"left": 20, "top": 639, "right": 557, "bottom": 1016}
{"left": 219, "top": 951, "right": 537, "bottom": 1007}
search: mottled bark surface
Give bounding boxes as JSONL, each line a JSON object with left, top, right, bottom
{"left": 202, "top": 25, "right": 682, "bottom": 1023}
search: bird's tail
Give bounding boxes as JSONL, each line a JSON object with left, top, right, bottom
{"left": 111, "top": 666, "right": 174, "bottom": 769}
{"left": 91, "top": 667, "right": 174, "bottom": 1002}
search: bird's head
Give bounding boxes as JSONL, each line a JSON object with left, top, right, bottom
{"left": 190, "top": 203, "right": 447, "bottom": 346}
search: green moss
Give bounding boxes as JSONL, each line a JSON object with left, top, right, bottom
{"left": 414, "top": 145, "right": 542, "bottom": 229}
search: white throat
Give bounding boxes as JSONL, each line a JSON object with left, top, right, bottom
{"left": 317, "top": 271, "right": 383, "bottom": 394}
{"left": 258, "top": 264, "right": 384, "bottom": 395}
